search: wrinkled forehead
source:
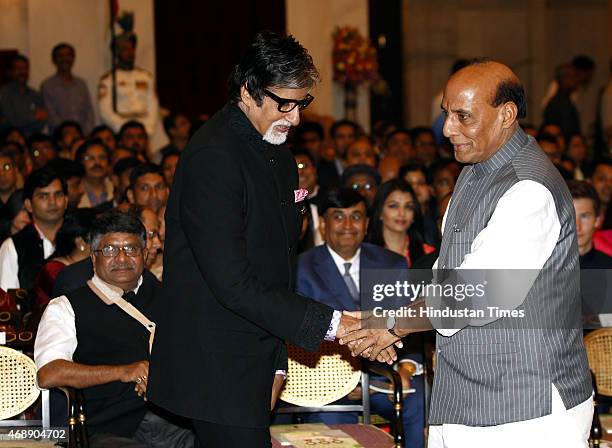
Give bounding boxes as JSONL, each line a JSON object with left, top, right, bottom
{"left": 442, "top": 76, "right": 493, "bottom": 110}
{"left": 98, "top": 232, "right": 141, "bottom": 247}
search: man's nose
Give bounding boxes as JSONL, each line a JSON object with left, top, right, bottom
{"left": 286, "top": 107, "right": 300, "bottom": 126}
{"left": 442, "top": 115, "right": 455, "bottom": 138}
{"left": 116, "top": 249, "right": 130, "bottom": 262}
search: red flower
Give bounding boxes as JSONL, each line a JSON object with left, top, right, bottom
{"left": 332, "top": 26, "right": 380, "bottom": 86}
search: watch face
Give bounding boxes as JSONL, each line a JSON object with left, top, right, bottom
{"left": 386, "top": 315, "right": 396, "bottom": 329}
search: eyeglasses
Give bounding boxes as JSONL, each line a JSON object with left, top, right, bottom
{"left": 297, "top": 162, "right": 312, "bottom": 170}
{"left": 94, "top": 244, "right": 142, "bottom": 257}
{"left": 263, "top": 89, "right": 314, "bottom": 113}
{"left": 146, "top": 230, "right": 159, "bottom": 240}
{"left": 351, "top": 183, "right": 373, "bottom": 191}
{"left": 82, "top": 154, "right": 108, "bottom": 162}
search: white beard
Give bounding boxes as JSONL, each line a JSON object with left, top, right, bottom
{"left": 262, "top": 119, "right": 292, "bottom": 145}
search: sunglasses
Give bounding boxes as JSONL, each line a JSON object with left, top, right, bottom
{"left": 263, "top": 89, "right": 314, "bottom": 113}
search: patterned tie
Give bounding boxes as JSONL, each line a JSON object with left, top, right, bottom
{"left": 343, "top": 262, "right": 359, "bottom": 305}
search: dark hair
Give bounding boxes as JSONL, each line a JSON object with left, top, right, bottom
{"left": 464, "top": 58, "right": 527, "bottom": 119}
{"left": 571, "top": 55, "right": 595, "bottom": 72}
{"left": 23, "top": 166, "right": 67, "bottom": 200}
{"left": 568, "top": 180, "right": 600, "bottom": 216}
{"left": 295, "top": 121, "right": 324, "bottom": 141}
{"left": 162, "top": 113, "right": 189, "bottom": 136}
{"left": 450, "top": 59, "right": 470, "bottom": 75}
{"left": 367, "top": 179, "right": 426, "bottom": 261}
{"left": 1, "top": 126, "right": 26, "bottom": 144}
{"left": 51, "top": 208, "right": 95, "bottom": 258}
{"left": 113, "top": 156, "right": 142, "bottom": 177}
{"left": 384, "top": 128, "right": 411, "bottom": 148}
{"left": 291, "top": 147, "right": 316, "bottom": 165}
{"left": 129, "top": 163, "right": 165, "bottom": 190}
{"left": 90, "top": 209, "right": 146, "bottom": 250}
{"left": 90, "top": 124, "right": 115, "bottom": 139}
{"left": 53, "top": 120, "right": 82, "bottom": 144}
{"left": 228, "top": 31, "right": 319, "bottom": 106}
{"left": 410, "top": 126, "right": 434, "bottom": 142}
{"left": 27, "top": 133, "right": 56, "bottom": 154}
{"left": 51, "top": 42, "right": 74, "bottom": 61}
{"left": 0, "top": 146, "right": 17, "bottom": 164}
{"left": 399, "top": 162, "right": 426, "bottom": 180}
{"left": 10, "top": 54, "right": 29, "bottom": 67}
{"left": 585, "top": 158, "right": 612, "bottom": 179}
{"left": 319, "top": 188, "right": 367, "bottom": 216}
{"left": 537, "top": 133, "right": 559, "bottom": 148}
{"left": 75, "top": 138, "right": 111, "bottom": 164}
{"left": 161, "top": 149, "right": 181, "bottom": 166}
{"left": 46, "top": 157, "right": 84, "bottom": 180}
{"left": 428, "top": 158, "right": 459, "bottom": 184}
{"left": 3, "top": 189, "right": 25, "bottom": 221}
{"left": 341, "top": 164, "right": 382, "bottom": 186}
{"left": 492, "top": 80, "right": 526, "bottom": 119}
{"left": 330, "top": 119, "right": 359, "bottom": 139}
{"left": 118, "top": 120, "right": 146, "bottom": 140}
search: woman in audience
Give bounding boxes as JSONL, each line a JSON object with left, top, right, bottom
{"left": 368, "top": 178, "right": 435, "bottom": 267}
{"left": 0, "top": 189, "right": 30, "bottom": 242}
{"left": 33, "top": 208, "right": 94, "bottom": 307}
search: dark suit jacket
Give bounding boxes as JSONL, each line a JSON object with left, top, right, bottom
{"left": 296, "top": 243, "right": 408, "bottom": 312}
{"left": 147, "top": 103, "right": 333, "bottom": 427}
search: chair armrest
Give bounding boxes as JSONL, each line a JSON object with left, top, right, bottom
{"left": 58, "top": 387, "right": 89, "bottom": 448}
{"left": 364, "top": 362, "right": 404, "bottom": 447}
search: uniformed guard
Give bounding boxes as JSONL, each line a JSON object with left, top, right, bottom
{"left": 98, "top": 27, "right": 159, "bottom": 139}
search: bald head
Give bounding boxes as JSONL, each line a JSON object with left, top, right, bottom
{"left": 450, "top": 61, "right": 526, "bottom": 119}
{"left": 441, "top": 60, "right": 525, "bottom": 164}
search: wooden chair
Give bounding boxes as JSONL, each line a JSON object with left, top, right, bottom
{"left": 0, "top": 346, "right": 51, "bottom": 442}
{"left": 585, "top": 329, "right": 612, "bottom": 398}
{"left": 276, "top": 341, "right": 404, "bottom": 447}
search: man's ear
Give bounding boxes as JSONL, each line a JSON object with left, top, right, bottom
{"left": 319, "top": 218, "right": 327, "bottom": 242}
{"left": 24, "top": 198, "right": 32, "bottom": 214}
{"left": 595, "top": 213, "right": 603, "bottom": 229}
{"left": 240, "top": 84, "right": 255, "bottom": 109}
{"left": 126, "top": 189, "right": 135, "bottom": 204}
{"left": 500, "top": 102, "right": 518, "bottom": 129}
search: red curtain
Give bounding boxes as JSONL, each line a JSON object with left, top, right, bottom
{"left": 154, "top": 0, "right": 285, "bottom": 119}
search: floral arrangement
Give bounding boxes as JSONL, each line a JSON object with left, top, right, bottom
{"left": 332, "top": 26, "right": 380, "bottom": 86}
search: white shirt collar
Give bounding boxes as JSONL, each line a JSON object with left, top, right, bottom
{"left": 90, "top": 274, "right": 143, "bottom": 301}
{"left": 326, "top": 245, "right": 360, "bottom": 276}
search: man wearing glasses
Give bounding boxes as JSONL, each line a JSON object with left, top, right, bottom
{"left": 147, "top": 31, "right": 383, "bottom": 447}
{"left": 35, "top": 209, "right": 195, "bottom": 447}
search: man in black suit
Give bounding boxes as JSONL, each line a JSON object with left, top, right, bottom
{"left": 147, "top": 32, "right": 388, "bottom": 447}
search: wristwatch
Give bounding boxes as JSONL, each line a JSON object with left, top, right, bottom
{"left": 386, "top": 315, "right": 401, "bottom": 338}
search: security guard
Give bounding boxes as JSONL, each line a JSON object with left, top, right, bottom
{"left": 98, "top": 32, "right": 159, "bottom": 138}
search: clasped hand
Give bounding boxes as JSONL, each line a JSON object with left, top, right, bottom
{"left": 336, "top": 311, "right": 403, "bottom": 364}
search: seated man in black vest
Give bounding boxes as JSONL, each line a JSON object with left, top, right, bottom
{"left": 35, "top": 210, "right": 194, "bottom": 447}
{"left": 0, "top": 165, "right": 67, "bottom": 296}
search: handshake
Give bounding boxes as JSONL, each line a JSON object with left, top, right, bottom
{"left": 335, "top": 310, "right": 405, "bottom": 365}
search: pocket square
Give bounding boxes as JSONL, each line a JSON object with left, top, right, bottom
{"left": 294, "top": 188, "right": 309, "bottom": 203}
